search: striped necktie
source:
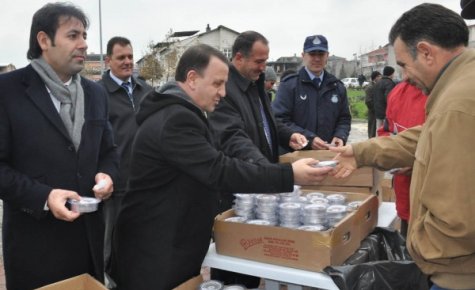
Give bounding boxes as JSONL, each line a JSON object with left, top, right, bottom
{"left": 258, "top": 98, "right": 273, "bottom": 153}
{"left": 121, "top": 82, "right": 135, "bottom": 110}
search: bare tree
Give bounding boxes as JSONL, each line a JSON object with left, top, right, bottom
{"left": 139, "top": 41, "right": 163, "bottom": 86}
{"left": 162, "top": 29, "right": 180, "bottom": 82}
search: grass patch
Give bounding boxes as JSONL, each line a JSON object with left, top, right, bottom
{"left": 347, "top": 88, "right": 367, "bottom": 119}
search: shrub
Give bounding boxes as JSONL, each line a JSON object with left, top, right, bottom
{"left": 347, "top": 89, "right": 367, "bottom": 119}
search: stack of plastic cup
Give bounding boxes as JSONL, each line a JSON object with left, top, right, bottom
{"left": 305, "top": 192, "right": 325, "bottom": 201}
{"left": 232, "top": 193, "right": 255, "bottom": 220}
{"left": 326, "top": 193, "right": 346, "bottom": 205}
{"left": 254, "top": 194, "right": 279, "bottom": 225}
{"left": 278, "top": 202, "right": 302, "bottom": 228}
{"left": 309, "top": 197, "right": 330, "bottom": 206}
{"left": 279, "top": 185, "right": 302, "bottom": 203}
{"left": 347, "top": 200, "right": 363, "bottom": 211}
{"left": 326, "top": 205, "right": 348, "bottom": 227}
{"left": 302, "top": 203, "right": 328, "bottom": 228}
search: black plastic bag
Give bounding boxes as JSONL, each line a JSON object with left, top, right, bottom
{"left": 323, "top": 227, "right": 429, "bottom": 290}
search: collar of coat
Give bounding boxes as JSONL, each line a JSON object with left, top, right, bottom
{"left": 229, "top": 64, "right": 266, "bottom": 93}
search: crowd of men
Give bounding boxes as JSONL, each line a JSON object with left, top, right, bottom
{"left": 0, "top": 2, "right": 474, "bottom": 290}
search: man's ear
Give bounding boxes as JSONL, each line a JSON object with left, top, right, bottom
{"left": 416, "top": 41, "right": 434, "bottom": 64}
{"left": 234, "top": 52, "right": 244, "bottom": 64}
{"left": 186, "top": 70, "right": 198, "bottom": 89}
{"left": 37, "top": 31, "right": 52, "bottom": 51}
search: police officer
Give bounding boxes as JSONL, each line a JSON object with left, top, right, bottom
{"left": 272, "top": 34, "right": 351, "bottom": 151}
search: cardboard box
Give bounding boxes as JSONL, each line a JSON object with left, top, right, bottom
{"left": 37, "top": 273, "right": 203, "bottom": 290}
{"left": 36, "top": 274, "right": 107, "bottom": 290}
{"left": 381, "top": 172, "right": 396, "bottom": 202}
{"left": 214, "top": 192, "right": 378, "bottom": 272}
{"left": 173, "top": 275, "right": 203, "bottom": 290}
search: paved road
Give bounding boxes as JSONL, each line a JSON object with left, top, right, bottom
{"left": 0, "top": 121, "right": 369, "bottom": 289}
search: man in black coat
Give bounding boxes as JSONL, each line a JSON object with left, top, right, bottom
{"left": 111, "top": 44, "right": 332, "bottom": 290}
{"left": 208, "top": 31, "right": 308, "bottom": 207}
{"left": 374, "top": 66, "right": 396, "bottom": 129}
{"left": 98, "top": 36, "right": 153, "bottom": 276}
{"left": 207, "top": 30, "right": 309, "bottom": 287}
{"left": 0, "top": 3, "right": 119, "bottom": 289}
{"left": 365, "top": 71, "right": 382, "bottom": 138}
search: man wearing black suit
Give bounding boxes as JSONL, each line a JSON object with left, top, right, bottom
{"left": 0, "top": 3, "right": 119, "bottom": 289}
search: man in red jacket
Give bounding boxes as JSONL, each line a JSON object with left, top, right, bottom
{"left": 377, "top": 80, "right": 427, "bottom": 237}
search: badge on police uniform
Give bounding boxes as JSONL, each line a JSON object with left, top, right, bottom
{"left": 331, "top": 95, "right": 339, "bottom": 103}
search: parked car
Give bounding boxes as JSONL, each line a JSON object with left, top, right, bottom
{"left": 341, "top": 77, "right": 369, "bottom": 88}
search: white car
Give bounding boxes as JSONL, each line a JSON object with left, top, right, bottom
{"left": 341, "top": 77, "right": 368, "bottom": 88}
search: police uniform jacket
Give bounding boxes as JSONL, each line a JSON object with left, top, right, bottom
{"left": 272, "top": 67, "right": 351, "bottom": 144}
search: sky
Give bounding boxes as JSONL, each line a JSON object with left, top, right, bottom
{"left": 1, "top": 0, "right": 472, "bottom": 68}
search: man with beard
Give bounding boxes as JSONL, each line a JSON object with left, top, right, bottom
{"left": 331, "top": 4, "right": 475, "bottom": 289}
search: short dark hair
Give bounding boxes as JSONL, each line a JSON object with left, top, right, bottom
{"left": 389, "top": 3, "right": 468, "bottom": 59}
{"left": 232, "top": 31, "right": 268, "bottom": 58}
{"left": 27, "top": 2, "right": 89, "bottom": 60}
{"left": 383, "top": 66, "right": 395, "bottom": 77}
{"left": 106, "top": 36, "right": 132, "bottom": 56}
{"left": 370, "top": 71, "right": 381, "bottom": 81}
{"left": 175, "top": 44, "right": 229, "bottom": 82}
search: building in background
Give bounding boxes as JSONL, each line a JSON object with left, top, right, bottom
{"left": 0, "top": 63, "right": 15, "bottom": 74}
{"left": 147, "top": 24, "right": 240, "bottom": 85}
{"left": 82, "top": 53, "right": 106, "bottom": 81}
{"left": 267, "top": 55, "right": 302, "bottom": 77}
{"left": 84, "top": 24, "right": 475, "bottom": 84}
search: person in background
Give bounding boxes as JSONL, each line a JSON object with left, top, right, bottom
{"left": 365, "top": 71, "right": 382, "bottom": 138}
{"left": 111, "top": 44, "right": 333, "bottom": 290}
{"left": 357, "top": 73, "right": 367, "bottom": 87}
{"left": 331, "top": 4, "right": 475, "bottom": 289}
{"left": 0, "top": 3, "right": 119, "bottom": 289}
{"left": 376, "top": 80, "right": 427, "bottom": 238}
{"left": 461, "top": 0, "right": 475, "bottom": 18}
{"left": 373, "top": 65, "right": 396, "bottom": 129}
{"left": 279, "top": 68, "right": 297, "bottom": 81}
{"left": 98, "top": 36, "right": 153, "bottom": 276}
{"left": 272, "top": 34, "right": 351, "bottom": 150}
{"left": 264, "top": 66, "right": 277, "bottom": 101}
{"left": 207, "top": 30, "right": 308, "bottom": 288}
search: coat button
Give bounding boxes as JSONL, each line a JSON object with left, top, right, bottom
{"left": 67, "top": 144, "right": 74, "bottom": 151}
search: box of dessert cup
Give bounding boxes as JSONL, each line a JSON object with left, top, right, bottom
{"left": 213, "top": 190, "right": 378, "bottom": 272}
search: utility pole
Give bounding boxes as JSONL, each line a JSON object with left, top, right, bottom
{"left": 99, "top": 0, "right": 104, "bottom": 76}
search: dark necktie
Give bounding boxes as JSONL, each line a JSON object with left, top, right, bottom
{"left": 121, "top": 82, "right": 135, "bottom": 110}
{"left": 313, "top": 77, "right": 321, "bottom": 88}
{"left": 258, "top": 98, "right": 273, "bottom": 153}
